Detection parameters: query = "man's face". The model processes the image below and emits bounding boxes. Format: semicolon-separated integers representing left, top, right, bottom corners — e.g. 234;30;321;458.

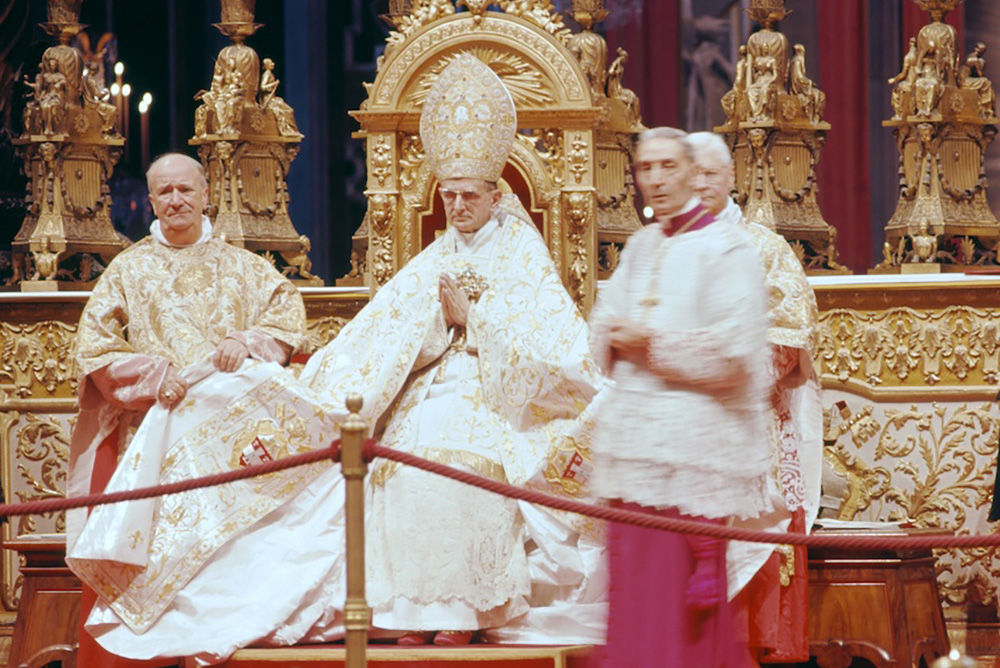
692;155;734;217
438;178;501;234
633;137;695;221
148;157;208;237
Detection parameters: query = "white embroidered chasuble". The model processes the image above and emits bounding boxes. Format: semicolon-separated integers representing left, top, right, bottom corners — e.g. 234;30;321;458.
366;216;532;630
589;211;773;519
68;197;607;662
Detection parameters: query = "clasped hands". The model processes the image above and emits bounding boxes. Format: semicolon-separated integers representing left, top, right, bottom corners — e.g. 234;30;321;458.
439;273;470;328
607;321;652;367
157;338;249;408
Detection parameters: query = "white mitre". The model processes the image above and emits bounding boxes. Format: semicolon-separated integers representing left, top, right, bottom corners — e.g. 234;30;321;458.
420;53;517;182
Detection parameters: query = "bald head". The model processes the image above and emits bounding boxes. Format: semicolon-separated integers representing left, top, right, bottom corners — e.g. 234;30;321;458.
146;153;207;192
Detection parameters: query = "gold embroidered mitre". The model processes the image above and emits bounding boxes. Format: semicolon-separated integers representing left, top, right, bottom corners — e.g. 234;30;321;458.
420;54;517;183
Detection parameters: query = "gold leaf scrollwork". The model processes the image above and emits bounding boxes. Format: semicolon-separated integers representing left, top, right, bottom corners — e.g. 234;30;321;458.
370;136;393;188
566;135;589;185
13;412;72;537
564;191;589;304
816;306;1000;390
367;192;397;287
498;0;572;45
399;134;424;190
824;397;1000;611
408;48;556;110
0;321;78;398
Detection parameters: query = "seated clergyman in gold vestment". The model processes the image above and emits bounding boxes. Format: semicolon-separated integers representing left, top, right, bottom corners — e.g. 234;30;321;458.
67;55;605;663
68;153;309;666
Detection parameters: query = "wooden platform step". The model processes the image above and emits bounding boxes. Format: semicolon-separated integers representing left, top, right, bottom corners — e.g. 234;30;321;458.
220;644;594;668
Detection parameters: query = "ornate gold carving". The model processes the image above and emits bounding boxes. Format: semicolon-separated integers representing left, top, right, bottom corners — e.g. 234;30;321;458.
499;0;571;45
408;48;555;109
0;321;78;398
566;134;589;185
816;306;1000;391
823;395;1000;611
385;0;455;50
717;0;842;274
12;1;125;289
878;1;999;272
399;134;425;189
370;135;394;187
190;2;319;285
564;191;591;306
517;129;563;189
13;413;70;537
606;48;641;131
353;1;631;310
374;17;586;108
367;193;397;288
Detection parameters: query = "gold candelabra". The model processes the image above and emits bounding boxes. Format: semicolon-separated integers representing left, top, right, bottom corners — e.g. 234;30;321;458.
715;0;845;273
189;0;320;284
876;0;998;272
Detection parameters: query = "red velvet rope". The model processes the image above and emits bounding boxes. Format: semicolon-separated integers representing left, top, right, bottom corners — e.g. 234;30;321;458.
365;440;1000;552
9;442;342;518
5;437;998;552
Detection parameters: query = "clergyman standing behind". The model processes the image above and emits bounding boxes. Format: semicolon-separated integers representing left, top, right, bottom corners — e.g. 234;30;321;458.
687;131;822;664
589;127;772;667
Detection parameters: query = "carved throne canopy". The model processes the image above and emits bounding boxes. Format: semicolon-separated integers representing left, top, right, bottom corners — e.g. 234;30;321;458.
349;1;644;313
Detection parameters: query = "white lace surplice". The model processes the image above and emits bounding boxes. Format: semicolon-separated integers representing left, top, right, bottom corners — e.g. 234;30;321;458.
589;217;772;519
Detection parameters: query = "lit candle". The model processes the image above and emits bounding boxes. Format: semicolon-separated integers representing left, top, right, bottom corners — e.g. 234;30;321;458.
110;81;121;127
122;83;132;150
113;63;125;138
139;93;152;170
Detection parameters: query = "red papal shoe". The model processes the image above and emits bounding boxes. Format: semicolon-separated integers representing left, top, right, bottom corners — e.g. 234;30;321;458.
397;631;431;645
433;630;474;646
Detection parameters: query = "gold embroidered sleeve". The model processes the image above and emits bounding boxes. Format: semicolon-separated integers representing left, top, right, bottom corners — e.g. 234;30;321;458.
751;226;818;353
241;254;307;353
75;261;141;377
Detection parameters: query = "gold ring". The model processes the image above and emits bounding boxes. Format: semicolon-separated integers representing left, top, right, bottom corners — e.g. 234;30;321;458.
163;389;177;401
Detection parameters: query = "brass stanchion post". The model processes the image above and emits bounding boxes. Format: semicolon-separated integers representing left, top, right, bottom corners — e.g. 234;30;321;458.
341;394;369;668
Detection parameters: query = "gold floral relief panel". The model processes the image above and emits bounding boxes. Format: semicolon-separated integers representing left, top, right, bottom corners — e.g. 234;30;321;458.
816;305;1000;393
0;321;79;400
822;389;1000;613
0;409;74;612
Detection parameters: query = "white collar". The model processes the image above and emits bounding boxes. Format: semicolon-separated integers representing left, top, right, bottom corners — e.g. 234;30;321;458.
150;215;213;248
453;215;500;254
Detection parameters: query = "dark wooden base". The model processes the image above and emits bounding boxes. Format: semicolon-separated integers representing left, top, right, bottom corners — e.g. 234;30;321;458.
3;538;79;668
807;529;950;668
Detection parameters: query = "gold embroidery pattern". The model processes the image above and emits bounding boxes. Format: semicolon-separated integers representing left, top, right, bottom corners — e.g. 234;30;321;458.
824;395;1000;611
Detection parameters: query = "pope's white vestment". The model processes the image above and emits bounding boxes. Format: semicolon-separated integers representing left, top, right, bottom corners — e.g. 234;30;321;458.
68;197;607;663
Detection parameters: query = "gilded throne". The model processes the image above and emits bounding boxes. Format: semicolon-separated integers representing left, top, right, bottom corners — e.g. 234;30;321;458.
349;0;644;314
